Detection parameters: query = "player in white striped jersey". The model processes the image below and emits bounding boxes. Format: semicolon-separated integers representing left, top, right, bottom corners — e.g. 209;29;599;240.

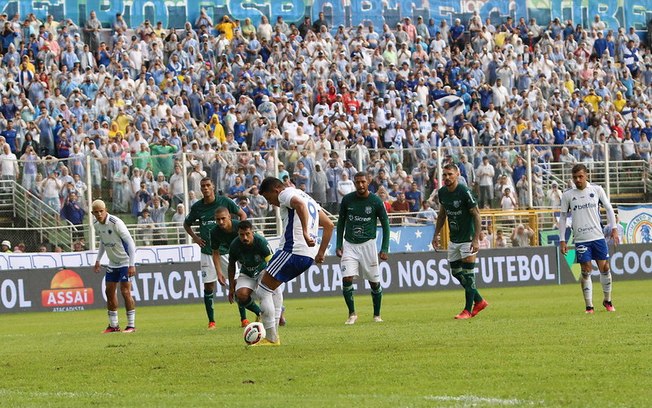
92;200;138;333
559;164;618;314
255;177;334;345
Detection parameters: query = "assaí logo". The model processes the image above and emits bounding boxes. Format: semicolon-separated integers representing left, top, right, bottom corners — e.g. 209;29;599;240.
41;269;95;312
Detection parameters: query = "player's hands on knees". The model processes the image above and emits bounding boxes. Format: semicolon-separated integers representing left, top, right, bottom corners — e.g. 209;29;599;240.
336;248;343;257
560;241;568;255
217;273;227;286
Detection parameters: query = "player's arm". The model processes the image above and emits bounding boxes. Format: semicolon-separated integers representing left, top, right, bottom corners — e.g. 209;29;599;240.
94;241;105;273
432;204;447;250
116;220;137;277
335;196;347;257
558;193;570;254
183;210;205;246
470;206;482;253
290;195;314;246
210;232;226;286
378;198;391;260
599;187;619;244
227;245;237;303
316;209;334;263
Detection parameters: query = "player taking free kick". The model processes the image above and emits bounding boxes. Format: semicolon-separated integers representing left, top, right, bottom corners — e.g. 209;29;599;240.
255;177;334;346
431;163;488;319
559;164;618;314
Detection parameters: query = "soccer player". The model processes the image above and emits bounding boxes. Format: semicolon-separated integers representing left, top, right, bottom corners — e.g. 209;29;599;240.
559;164;618;313
91;200;137;333
336;172;391;324
227;221;275;326
254;177;334;345
184;177;247;329
431;163;489;319
211;207;261;325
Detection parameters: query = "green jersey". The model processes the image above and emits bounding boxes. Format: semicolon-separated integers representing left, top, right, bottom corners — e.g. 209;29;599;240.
438;183;478;243
229;234;272;279
210;219;240;255
185;196;240;255
336;192;391;252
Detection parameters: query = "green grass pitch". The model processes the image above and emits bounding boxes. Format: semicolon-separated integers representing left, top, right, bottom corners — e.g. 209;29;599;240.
1;281;651;407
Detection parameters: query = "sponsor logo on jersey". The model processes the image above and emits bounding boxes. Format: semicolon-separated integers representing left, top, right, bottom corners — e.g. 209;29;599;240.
573;202;597;211
41;269;94;311
625;212;652;244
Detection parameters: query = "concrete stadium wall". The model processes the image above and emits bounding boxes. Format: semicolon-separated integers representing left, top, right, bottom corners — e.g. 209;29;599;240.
1;0;650;32
2;245;652;313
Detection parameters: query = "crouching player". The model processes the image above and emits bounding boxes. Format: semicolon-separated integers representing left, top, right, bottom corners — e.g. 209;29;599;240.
254;177;334;345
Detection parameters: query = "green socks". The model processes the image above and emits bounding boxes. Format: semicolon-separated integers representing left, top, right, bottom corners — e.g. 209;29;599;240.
241;297;261;316
343;280;355;315
371;286;383;317
203;290;214;322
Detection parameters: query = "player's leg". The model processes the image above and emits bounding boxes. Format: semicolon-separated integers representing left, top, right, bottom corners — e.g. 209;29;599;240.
448;243;471;319
461;250;488;317
341;242;360;324
120;278;136;332
576;243;595;313
235;276;261;319
201;253;217;328
104;279;120;331
222;255;249;326
360;240;383;322
272;285;284;330
255;251;312;344
591;239;615;311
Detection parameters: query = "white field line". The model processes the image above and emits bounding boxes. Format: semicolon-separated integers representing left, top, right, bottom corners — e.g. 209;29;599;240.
425;395;541;406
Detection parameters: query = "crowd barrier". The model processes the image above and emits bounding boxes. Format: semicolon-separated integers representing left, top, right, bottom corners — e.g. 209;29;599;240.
2;244;651;313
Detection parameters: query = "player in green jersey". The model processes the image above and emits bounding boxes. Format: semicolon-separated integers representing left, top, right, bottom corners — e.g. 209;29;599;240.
227;221;277;328
336;172;391;324
432;163;488;319
211;207;261;326
184;178;247;329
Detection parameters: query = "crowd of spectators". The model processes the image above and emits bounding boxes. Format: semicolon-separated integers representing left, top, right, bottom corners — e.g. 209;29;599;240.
0;10;650;228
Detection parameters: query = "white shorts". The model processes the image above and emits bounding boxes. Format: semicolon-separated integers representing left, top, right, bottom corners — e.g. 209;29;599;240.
235;274;258;292
447;242;476;263
200;253;217;283
341;239;380;283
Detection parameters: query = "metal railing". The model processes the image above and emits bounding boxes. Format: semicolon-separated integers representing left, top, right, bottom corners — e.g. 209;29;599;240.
0;180;77;251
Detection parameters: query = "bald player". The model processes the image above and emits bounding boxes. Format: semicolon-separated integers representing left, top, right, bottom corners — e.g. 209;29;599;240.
92;200;138;333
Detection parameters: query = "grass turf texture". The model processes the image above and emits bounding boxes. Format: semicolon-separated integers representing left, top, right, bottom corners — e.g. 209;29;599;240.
1;281;651;408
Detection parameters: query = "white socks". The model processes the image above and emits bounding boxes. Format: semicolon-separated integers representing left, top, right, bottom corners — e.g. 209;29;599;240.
581;273;593;308
127;310;136;327
600;271;612;302
108;310;119;328
273;286;284;330
255;284;277;342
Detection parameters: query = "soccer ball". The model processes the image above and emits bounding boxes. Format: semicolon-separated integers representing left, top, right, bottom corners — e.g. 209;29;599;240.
243;322;266;345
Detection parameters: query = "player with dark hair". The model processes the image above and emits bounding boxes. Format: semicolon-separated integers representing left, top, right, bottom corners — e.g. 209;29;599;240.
184;177;247;329
227;220;276;328
336;172;391;324
211;207;261;325
431;163;488;319
559;163;618;313
92;199;137;333
254;177;334;345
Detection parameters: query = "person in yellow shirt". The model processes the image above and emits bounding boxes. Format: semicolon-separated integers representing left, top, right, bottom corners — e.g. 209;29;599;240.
207;114;226;144
613;91;627;112
216;15;236;40
583;88;602;112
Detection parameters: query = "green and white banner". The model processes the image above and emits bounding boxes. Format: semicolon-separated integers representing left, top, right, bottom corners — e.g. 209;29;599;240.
618;205;652;244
